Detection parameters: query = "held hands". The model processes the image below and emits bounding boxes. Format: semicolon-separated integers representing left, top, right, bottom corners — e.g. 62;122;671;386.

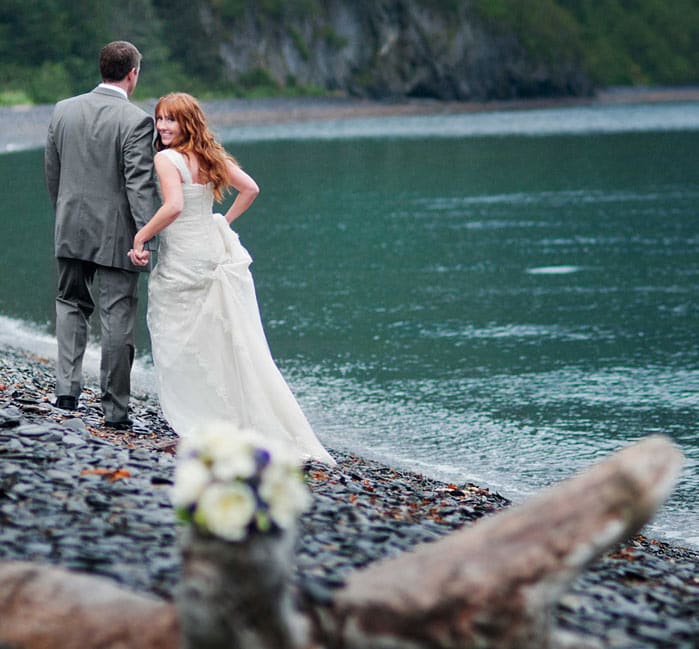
128;236;150;267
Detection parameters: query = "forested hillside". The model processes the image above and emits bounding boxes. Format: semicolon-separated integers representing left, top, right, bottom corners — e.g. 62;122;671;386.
1;0;697;105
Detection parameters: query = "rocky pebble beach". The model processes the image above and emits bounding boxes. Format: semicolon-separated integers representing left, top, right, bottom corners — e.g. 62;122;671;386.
0;344;698;648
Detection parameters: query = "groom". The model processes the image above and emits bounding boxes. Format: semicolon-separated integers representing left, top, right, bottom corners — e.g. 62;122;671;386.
44;41;158;429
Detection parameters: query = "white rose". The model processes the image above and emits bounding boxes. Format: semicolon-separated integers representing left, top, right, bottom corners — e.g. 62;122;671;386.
189;423;263;481
183;421;237;455
196;482;257;541
260;464;311;529
178;424;213;456
171;458;210;509
200;422;238;455
210;436;257;481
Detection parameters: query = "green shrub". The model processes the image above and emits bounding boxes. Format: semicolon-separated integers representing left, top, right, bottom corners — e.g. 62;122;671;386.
290;26;311;61
0;89;33;106
320;26;348;51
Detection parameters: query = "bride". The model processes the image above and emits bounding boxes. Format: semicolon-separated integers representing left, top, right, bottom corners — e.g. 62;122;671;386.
128;92;334;464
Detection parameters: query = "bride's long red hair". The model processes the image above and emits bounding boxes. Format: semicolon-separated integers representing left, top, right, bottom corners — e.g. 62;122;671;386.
154;92;237;202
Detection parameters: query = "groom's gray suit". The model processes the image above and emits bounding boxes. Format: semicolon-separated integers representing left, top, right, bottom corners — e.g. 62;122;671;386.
45;86;158;423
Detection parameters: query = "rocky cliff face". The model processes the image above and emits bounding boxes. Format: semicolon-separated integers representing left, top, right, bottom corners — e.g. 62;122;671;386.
203;0;592;101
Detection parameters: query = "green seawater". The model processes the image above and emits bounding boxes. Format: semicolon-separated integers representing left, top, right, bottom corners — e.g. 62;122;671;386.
1;103;698;546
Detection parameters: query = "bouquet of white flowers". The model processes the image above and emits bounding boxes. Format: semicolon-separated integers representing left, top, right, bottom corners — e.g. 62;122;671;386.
171;422;311;541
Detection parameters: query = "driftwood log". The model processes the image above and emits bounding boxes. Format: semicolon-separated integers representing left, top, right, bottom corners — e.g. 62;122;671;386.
0;435;684;649
319;435;684;649
0;560;178;649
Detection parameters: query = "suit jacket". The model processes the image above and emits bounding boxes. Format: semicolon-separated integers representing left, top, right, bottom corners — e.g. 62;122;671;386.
45;86;159;272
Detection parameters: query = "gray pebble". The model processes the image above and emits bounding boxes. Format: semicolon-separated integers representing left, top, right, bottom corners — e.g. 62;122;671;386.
1;344;698;647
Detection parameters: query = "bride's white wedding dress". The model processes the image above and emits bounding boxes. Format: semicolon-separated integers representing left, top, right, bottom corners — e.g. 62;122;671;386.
147;149;334;464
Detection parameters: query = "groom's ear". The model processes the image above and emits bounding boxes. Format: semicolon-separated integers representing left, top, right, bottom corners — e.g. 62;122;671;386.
125;67;140;94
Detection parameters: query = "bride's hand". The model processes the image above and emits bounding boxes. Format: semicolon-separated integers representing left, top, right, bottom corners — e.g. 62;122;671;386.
128;248;150;266
128;236;150;266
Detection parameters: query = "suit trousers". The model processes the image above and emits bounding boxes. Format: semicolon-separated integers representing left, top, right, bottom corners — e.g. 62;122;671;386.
55;258;139;422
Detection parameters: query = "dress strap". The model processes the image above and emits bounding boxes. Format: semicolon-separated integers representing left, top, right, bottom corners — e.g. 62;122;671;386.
159;148;193;184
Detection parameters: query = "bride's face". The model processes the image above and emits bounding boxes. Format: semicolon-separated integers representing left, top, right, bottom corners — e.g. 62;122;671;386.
156;112;181;147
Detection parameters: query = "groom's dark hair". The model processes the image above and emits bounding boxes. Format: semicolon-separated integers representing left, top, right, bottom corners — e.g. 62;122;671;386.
99;41;142;82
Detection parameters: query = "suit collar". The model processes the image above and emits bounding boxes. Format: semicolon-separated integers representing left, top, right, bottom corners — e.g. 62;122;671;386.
93;85;128;100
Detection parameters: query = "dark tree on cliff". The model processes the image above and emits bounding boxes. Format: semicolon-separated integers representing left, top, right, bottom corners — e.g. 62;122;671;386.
0;0;110;102
0;0;193;102
0;0;697;104
557;0;699;85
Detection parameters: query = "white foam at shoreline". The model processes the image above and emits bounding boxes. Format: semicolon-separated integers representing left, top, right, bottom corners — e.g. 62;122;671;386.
1;312;696;550
0;315;156;396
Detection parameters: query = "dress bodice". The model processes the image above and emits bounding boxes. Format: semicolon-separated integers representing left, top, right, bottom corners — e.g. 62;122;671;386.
155;149;225;271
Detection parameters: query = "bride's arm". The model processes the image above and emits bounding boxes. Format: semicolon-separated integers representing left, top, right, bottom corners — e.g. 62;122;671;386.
129;154;183;264
223;159;260;224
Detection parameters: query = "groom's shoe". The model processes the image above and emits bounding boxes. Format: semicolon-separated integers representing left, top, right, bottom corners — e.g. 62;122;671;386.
104;418;133;431
55;395;78;411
